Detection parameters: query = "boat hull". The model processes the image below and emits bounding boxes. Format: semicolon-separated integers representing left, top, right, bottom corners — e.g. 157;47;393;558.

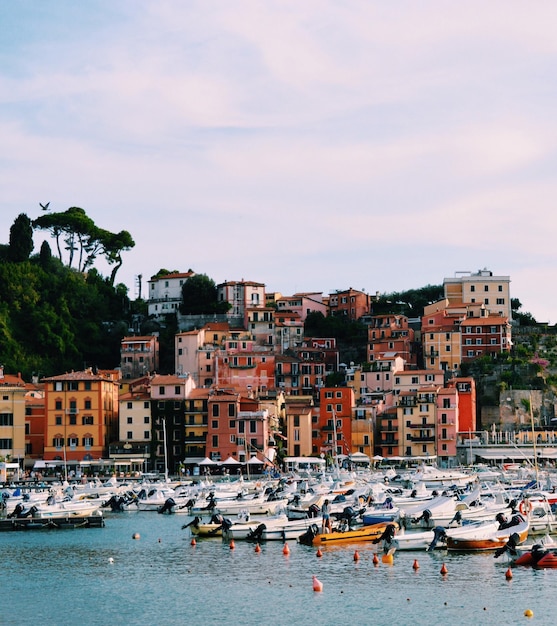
298;522;398;546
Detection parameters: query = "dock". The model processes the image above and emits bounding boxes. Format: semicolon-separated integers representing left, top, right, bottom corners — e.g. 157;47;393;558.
0;514;105;531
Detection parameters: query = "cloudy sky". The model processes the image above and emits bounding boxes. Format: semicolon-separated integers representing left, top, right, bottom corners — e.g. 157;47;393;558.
2;2;557;321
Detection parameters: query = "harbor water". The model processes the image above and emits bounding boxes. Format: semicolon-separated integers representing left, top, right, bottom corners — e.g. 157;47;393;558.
2;511;555;626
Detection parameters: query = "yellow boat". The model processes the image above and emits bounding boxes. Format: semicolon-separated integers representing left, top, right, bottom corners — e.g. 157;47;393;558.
298;521;399;546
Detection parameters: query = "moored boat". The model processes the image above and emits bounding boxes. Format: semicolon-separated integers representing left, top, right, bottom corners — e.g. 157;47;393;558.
445;512;529;552
297;521;399;546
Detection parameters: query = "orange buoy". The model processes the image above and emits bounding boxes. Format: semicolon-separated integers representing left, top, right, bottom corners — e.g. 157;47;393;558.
382;553;394;564
283;543;290;555
316;548;323;558
354;550;360;562
440;563;448;575
505;567;513;580
190;538;196;546
373;553;379;565
254;543;261;553
312;575;323;592
413;559;420;570
229;540;235;550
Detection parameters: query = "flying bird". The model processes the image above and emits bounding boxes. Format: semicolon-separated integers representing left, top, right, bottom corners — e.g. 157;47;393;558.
39;202;50;211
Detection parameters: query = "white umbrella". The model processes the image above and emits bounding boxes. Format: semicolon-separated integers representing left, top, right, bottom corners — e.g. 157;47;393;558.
198;457;217;466
246;456;263;465
221;456;242;465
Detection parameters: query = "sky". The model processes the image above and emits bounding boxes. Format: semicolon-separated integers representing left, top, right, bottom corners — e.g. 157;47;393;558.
1;1;557;321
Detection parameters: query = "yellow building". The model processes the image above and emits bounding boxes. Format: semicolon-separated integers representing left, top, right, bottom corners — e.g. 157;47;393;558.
0;368;26;467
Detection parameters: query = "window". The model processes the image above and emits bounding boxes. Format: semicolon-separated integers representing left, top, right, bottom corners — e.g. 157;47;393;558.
144;431;150;439
249;420;257;433
55;415;62;426
470;285;475;292
53;437;63;448
55;400;62;410
144;401;150;409
159;386;165;395
127;431;133;439
144;416;150;424
212;404;219;417
174;386;181;395
68;437;78;448
212;420;218;429
82;415;93;425
230;434;236;443
0;413;13;426
84;400;91;410
127;417;133;424
336;404;342;413
127;402;133;409
228;404;235;417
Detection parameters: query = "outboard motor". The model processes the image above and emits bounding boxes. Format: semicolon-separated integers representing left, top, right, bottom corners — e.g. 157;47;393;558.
494;532;521;558
246;523;267;542
158;497;176;514
427;526;447;551
7;503;25;519
308;503;320;518
297;523;320;546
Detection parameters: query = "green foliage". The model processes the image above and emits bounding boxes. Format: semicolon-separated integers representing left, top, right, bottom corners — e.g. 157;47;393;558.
372;284;445;316
304;311;368;363
8;214;34;262
33;206;135;284
180;274;231;315
0;257;132;379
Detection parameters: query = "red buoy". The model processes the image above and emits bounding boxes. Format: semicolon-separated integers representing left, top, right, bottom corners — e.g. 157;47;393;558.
373;553;379;565
254;543;261;553
283;543;290;555
312;575;323;592
505;567;513;580
316;548;323;558
440;563;448;575
354;550;360;562
413;559;420;570
190;538;196;546
229;540;235;550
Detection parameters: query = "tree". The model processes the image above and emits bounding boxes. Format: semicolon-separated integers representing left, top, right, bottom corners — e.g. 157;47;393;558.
180;274;230;315
8;213;34;262
33;206;135;281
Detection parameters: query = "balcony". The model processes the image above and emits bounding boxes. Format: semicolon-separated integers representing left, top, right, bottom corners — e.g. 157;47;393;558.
109;443;150;456
407;422;435;429
409;436;435;442
184;434;207;443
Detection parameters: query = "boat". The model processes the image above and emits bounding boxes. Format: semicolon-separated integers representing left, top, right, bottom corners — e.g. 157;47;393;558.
135;486;187;512
238;514;324;542
184;512;258;538
445;512;529;552
514;539;557;567
297;521;399;546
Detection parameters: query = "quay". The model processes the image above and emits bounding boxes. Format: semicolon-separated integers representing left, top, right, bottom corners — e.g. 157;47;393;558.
0;514;105;532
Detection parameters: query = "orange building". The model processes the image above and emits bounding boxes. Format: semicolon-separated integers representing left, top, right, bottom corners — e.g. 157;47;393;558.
328;288;371;321
317;387;355;458
43;369;120;464
367;314;418;366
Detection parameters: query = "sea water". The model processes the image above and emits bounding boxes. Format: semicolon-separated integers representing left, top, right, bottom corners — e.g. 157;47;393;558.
1;511;554;626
